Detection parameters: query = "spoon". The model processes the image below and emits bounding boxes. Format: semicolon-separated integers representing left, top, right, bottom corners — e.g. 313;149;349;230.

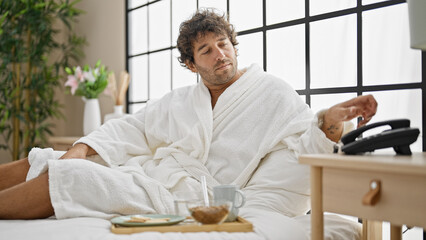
200;176;209;206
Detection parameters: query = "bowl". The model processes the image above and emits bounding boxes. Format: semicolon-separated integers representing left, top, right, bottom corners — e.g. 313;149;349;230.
187;199;232;224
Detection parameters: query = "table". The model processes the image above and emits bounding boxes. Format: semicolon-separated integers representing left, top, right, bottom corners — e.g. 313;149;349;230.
299;153;426;240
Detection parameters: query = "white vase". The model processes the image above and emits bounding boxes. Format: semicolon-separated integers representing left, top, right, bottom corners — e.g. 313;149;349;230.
83;98;101;135
104;105;124;123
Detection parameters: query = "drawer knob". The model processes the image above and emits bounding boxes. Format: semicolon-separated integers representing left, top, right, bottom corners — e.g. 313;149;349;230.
362;180;381;206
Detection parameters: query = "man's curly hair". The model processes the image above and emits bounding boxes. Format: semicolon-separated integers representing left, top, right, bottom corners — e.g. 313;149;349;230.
177;9;238;69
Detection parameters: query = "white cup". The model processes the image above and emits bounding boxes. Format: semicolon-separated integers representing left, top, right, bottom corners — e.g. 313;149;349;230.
213;185;246;222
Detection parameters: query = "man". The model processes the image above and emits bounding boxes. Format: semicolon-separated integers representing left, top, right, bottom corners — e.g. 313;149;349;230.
0;9;376;224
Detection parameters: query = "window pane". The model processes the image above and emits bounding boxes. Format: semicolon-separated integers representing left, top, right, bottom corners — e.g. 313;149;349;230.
310;14;357;88
172;49;198;89
128;0;148;9
229;0;262;31
149;0;171;51
310;0;356;16
198;0;227;14
363;4;421;85
129;103;146;114
267;0;304;25
367;89;422;152
362;0;390;5
236;32;263;69
149;50;171;99
310;93;358;127
311;93;358;112
129;55;148;102
267;25;305;90
172;0;197;46
129;7;148;55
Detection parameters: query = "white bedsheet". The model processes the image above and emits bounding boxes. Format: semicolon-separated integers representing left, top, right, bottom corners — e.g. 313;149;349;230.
0;217;259;240
0;208;361;240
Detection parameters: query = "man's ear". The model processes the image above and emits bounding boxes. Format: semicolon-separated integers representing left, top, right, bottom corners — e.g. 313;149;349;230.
185;60;197;73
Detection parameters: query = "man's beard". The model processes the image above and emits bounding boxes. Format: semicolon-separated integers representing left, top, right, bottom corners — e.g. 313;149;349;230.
197;58;238;86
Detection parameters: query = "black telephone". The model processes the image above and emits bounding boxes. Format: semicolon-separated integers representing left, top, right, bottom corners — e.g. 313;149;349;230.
340;119;420;155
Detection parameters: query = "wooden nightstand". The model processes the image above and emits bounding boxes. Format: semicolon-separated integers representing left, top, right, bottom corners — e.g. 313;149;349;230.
48;136;81;151
299;153;426;240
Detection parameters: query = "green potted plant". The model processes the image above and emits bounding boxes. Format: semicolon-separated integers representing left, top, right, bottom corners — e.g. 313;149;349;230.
0;0;86;160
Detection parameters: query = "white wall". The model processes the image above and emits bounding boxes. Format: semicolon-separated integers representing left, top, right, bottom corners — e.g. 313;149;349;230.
56;0;126;136
0;0;126;163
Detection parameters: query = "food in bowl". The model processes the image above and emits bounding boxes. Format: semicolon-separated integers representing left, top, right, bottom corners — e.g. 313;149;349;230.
187;200;232;224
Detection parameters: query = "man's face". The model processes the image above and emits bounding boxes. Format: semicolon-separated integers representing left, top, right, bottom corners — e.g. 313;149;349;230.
186;32;239;88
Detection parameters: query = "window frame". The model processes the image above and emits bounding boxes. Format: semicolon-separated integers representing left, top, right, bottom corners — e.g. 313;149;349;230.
125;0;425;151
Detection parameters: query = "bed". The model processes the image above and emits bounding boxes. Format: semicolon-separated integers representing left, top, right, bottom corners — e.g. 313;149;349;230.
0;208;361;240
1;149;362;240
1;127;362;240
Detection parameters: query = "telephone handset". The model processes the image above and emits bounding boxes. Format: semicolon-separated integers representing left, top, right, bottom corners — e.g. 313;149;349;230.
340;119;420;155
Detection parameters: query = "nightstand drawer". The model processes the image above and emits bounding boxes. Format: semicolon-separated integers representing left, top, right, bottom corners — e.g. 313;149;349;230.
322;167;426;228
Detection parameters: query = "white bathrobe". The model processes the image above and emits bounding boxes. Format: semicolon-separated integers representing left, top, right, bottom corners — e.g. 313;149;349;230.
27;64;336;220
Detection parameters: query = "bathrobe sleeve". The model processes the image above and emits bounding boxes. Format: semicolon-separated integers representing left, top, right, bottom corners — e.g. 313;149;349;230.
75;108;153;166
240;72;337;217
271;78;336;156
287;110;337;156
242;110;334;218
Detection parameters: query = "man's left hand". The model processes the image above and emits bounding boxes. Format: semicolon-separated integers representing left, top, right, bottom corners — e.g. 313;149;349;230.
321;94;378;142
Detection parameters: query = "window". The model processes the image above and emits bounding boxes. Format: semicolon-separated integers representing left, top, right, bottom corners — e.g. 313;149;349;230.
126;0;424;153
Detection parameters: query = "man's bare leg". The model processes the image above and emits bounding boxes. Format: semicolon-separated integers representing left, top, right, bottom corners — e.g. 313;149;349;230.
0;172;54;219
0;158;30;191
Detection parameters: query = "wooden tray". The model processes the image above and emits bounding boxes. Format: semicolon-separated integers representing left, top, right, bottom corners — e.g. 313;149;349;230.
111;216;253;234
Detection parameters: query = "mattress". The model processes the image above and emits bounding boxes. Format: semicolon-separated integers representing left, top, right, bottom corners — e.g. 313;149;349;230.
0;208;361;240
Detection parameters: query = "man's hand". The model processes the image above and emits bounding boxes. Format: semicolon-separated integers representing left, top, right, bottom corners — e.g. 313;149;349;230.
59;143;97;160
321;95;378;142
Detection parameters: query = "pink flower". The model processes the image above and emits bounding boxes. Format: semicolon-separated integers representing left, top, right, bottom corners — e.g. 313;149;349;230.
65;75;78;95
75;66;85;82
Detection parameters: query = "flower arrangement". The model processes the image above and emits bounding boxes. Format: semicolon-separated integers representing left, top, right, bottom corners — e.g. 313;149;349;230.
64;60;111;99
